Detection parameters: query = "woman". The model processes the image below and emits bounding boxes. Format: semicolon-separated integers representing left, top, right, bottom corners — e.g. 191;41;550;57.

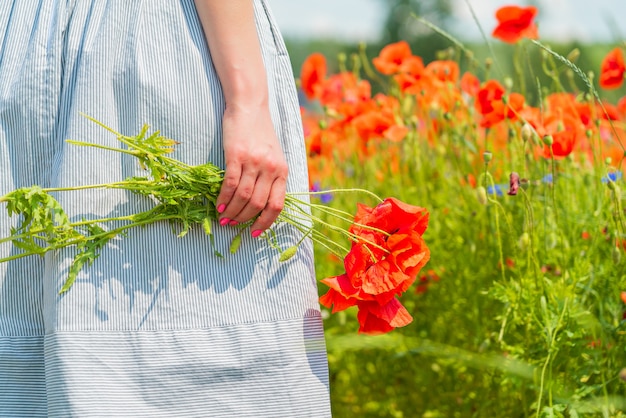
0;1;331;416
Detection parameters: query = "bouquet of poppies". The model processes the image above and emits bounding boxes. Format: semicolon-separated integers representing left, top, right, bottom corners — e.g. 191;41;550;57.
0;116;430;334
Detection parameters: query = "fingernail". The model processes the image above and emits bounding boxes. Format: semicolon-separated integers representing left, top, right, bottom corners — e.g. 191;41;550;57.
229;220;238;226
219;218;230;226
217;204;226;213
251;229;263;238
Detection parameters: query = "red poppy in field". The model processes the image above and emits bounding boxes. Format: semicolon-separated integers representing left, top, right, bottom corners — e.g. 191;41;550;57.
492;5;539;44
599;48;625;90
300;52;327;99
426;60;460;85
475;80;525;127
352;108;408;144
373;41;413;75
540;113;582;158
319;197;431;334
461;72;481;97
393;55;429;94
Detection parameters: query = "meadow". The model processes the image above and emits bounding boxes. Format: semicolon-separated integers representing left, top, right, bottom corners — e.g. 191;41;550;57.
301;5;626;417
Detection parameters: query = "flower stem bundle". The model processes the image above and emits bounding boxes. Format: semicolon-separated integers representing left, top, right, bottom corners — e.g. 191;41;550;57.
0;115;430;333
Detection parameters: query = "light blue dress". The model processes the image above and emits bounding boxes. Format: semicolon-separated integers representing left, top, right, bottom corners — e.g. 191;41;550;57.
0;1;331;416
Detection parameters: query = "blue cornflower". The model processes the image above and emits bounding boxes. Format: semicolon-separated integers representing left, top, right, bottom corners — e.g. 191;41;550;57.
601;171;623;183
311;182;333;203
487;184;506;196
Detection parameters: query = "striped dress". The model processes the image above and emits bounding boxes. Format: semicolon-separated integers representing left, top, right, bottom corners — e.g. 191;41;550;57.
0;1;331;416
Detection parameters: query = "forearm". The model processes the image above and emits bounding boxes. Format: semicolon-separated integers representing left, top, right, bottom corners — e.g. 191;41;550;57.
193;0;269;110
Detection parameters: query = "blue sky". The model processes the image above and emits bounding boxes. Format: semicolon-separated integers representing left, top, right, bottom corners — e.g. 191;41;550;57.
267;0;624;43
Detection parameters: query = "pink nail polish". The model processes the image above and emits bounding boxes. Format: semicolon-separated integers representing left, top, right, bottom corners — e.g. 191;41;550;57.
219;218;230;226
229;220;238;226
217;204;226;213
251;230;263;238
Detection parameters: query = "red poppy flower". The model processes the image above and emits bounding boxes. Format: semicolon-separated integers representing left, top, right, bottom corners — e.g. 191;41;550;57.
426;60;460;84
352;108;408;143
461;72;481;97
492;5;539;44
476;80;525;127
373;41;413;75
541;113;582;158
300;53;327;99
599;48;625;90
319;198;431;334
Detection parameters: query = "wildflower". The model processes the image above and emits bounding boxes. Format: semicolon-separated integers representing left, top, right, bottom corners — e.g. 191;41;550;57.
601;171;623;183
300;53;327;100
487;184;506;196
540;114;582;159
507;172;520;196
492;5;539;44
310;182;333;204
476;80;525;127
599;48;625;90
461;72;481;97
319;198;430;334
426;60;460;84
373;41;413;75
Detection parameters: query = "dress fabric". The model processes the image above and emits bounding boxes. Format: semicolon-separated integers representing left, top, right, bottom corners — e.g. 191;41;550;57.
0;1;331;417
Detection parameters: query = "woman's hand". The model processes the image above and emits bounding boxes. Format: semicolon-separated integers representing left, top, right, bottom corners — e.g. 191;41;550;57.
215;103;288;237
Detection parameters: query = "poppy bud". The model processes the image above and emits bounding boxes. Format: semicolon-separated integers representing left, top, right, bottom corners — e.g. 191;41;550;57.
520;178;530;190
504;77;513;90
542;135;554;146
587;71;595;83
521;123;533;143
518;232;530;251
476;186;488;205
229;233;242;254
483;151;493;163
606;157;613;166
279;245;298;262
318;119;328;129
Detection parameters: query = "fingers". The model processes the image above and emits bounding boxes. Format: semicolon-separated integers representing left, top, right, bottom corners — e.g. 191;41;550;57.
250;175;286;236
215;159;287;236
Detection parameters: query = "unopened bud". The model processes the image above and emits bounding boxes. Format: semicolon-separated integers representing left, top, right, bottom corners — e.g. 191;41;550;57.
588;71;595;81
483;151;493;163
518;232;530;251
521;123;533;143
606;157;613;166
543;135;554;146
485;58;492;70
504;77;514;90
520;178;530;190
476;186;488;205
229;234;242;254
279;245;298;262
